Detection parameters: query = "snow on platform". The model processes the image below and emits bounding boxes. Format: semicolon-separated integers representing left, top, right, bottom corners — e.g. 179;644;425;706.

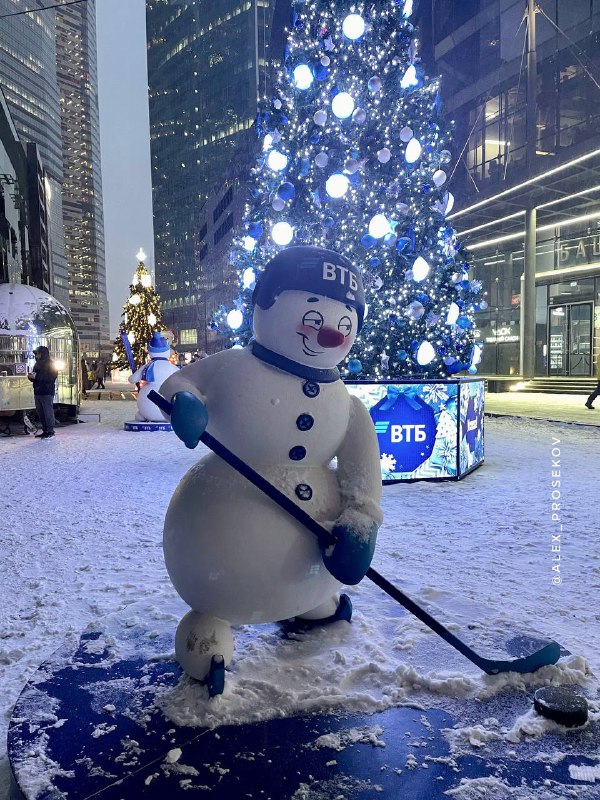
1;401;600;799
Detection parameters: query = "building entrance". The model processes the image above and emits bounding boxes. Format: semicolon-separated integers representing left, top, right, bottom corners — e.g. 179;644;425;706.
548;302;592;376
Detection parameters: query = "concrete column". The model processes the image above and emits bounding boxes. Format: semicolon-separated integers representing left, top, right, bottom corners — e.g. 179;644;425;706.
520;206;537;378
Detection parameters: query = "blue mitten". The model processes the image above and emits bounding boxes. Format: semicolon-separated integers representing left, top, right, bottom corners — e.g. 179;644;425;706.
322;520;378;586
170;391;208;449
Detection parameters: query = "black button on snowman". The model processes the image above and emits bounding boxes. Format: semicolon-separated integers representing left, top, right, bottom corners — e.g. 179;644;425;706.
159;246;383;694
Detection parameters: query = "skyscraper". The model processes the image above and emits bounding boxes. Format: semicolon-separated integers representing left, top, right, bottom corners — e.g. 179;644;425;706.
146;0;284;351
56;0;109;359
0;0;67;304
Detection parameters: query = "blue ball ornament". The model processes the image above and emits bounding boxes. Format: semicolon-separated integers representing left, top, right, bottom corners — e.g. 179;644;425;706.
277;181;296;200
447;361;464;374
468;365;478;374
310;132;320;144
457;317;473;330
323;216;335;228
348;358;362;374
314;64;329;80
397;349;408;360
369;257;380;267
361;234;376;249
248;222;263;239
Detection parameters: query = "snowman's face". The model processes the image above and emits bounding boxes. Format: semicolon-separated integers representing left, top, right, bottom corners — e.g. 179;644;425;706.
253;290;359;369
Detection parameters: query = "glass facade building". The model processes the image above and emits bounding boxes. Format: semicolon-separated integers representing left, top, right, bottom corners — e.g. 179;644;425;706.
422;0;600;382
146;0;283;349
0;0;68;305
56;1;109;359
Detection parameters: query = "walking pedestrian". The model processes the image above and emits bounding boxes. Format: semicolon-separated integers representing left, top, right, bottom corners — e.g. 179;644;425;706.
93;357;106;389
585;358;600;409
27;346;58;439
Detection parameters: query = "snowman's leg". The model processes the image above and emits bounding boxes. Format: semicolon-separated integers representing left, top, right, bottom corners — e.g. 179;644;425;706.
296;593;352;624
134;410;146;421
175;611;234;692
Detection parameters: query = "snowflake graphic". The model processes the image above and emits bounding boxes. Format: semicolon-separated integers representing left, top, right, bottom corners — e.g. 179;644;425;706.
423;384;449;405
380;453;397;478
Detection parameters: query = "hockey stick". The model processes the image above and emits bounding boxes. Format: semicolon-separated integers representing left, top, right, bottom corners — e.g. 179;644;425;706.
149;389;561;675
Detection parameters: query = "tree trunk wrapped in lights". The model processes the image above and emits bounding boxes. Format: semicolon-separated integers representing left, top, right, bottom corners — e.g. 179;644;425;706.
213;0;486;379
111;251;165;371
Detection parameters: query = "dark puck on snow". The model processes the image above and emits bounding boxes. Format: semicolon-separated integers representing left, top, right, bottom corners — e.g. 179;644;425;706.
533;686;589;728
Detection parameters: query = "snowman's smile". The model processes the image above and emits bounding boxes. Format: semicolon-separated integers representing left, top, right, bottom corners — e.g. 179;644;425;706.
297;331;323;357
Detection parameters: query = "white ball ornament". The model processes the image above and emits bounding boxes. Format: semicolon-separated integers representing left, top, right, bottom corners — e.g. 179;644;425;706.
267;150;288;171
320;55;330;66
325;173;349;198
293;64;313;90
368;213;391;238
416;341;436;366
342;13;365;40
315;151;329;168
272;197;285;211
352;108;366;124
405;138;422;164
412;256;430;281
479;300;489;311
446;302;460;325
401;64;418;88
227;309;244;330
344;158;359;174
243;236;256;251
313;109;327;126
368;76;382;92
332;92;355;119
399;126;413;142
242;268;256;288
273;98;282;109
432;169;447;187
377;147;391;163
271;221;294;245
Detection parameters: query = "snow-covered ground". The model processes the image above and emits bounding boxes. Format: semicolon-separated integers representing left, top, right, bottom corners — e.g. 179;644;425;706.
1;401;599;798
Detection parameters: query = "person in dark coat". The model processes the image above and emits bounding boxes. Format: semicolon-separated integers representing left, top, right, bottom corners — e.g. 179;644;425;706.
93;357;106;389
585;358;600;409
27;346;58;439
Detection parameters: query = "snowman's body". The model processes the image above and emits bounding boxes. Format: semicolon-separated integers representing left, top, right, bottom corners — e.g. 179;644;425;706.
160;247;383;683
129;357;179;421
162;345;373;624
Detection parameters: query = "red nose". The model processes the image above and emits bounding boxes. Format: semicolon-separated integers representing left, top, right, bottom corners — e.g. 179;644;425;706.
317;327;345;348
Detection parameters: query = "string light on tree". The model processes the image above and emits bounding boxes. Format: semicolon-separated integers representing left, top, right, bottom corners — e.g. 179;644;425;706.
218;0;483;379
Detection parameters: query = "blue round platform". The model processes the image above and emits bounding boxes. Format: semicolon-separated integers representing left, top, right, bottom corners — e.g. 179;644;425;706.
123;420;172;432
8;611;600;799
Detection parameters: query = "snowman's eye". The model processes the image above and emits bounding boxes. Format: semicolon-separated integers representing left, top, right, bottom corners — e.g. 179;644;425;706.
302;310;324;329
338;316;352;336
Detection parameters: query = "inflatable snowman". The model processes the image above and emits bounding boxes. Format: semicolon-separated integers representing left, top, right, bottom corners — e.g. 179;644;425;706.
129;332;179;422
159;246;383;693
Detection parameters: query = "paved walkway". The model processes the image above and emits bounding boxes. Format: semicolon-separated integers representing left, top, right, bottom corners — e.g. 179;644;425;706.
484;390;600;427
84;382;600;427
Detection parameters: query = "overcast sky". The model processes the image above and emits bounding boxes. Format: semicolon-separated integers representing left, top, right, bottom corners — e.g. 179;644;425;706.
96;0;154;337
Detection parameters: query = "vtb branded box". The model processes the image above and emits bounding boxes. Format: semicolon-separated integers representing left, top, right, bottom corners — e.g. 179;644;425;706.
346;378;485;482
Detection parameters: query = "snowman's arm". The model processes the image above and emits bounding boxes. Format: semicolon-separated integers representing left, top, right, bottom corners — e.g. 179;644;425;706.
335;395;383;525
158;359;211;407
128;366;145;384
321;396;382;585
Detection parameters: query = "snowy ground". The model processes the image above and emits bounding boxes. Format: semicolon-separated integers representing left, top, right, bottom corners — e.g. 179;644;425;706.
1;400;599;798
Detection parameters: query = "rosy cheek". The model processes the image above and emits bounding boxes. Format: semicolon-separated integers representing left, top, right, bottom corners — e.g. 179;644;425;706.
297;324;316;336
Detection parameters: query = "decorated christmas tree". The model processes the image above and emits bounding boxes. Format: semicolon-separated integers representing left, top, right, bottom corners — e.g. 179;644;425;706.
214;0;485;379
111;250;165;371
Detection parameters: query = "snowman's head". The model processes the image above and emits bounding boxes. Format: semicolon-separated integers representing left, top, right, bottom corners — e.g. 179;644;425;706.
148;332;170;359
252;246;364;369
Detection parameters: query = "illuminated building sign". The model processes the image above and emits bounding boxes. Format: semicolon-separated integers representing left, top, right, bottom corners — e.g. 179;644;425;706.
347;379;485;482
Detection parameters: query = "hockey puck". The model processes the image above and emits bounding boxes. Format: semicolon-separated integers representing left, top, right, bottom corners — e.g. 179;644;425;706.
533;686;589;728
